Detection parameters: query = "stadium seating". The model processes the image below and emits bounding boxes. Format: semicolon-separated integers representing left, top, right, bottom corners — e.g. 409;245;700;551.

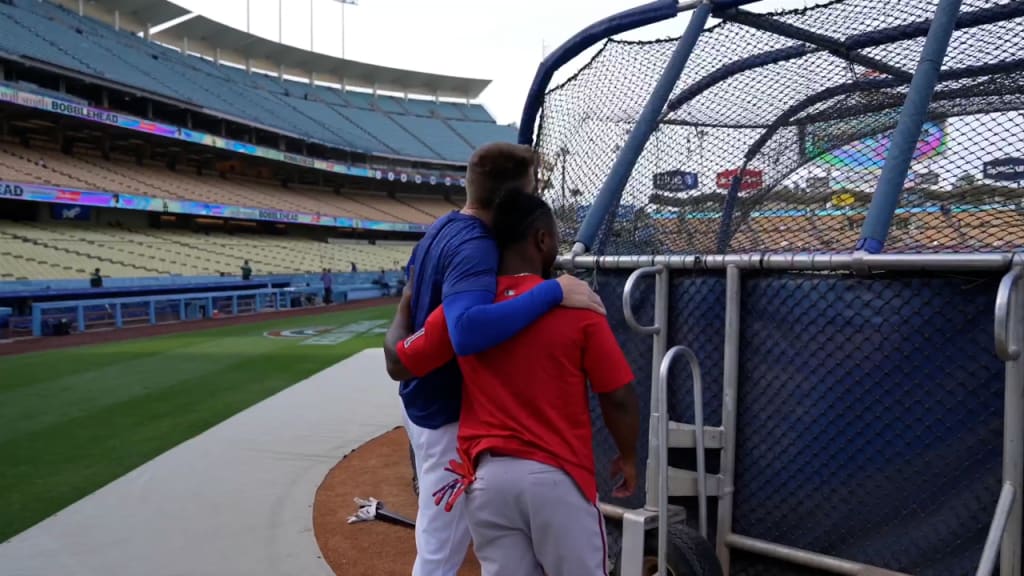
0;140;463;224
0;0;514;163
0;220;415;280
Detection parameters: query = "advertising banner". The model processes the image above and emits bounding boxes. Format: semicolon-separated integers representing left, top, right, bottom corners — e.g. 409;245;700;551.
716;168;764;192
0;85;465;190
0;181;429;233
983;157;1024;181
51;204;92;221
652;170;699;192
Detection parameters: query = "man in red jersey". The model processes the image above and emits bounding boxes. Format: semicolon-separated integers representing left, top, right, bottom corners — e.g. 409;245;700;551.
384;191;640;576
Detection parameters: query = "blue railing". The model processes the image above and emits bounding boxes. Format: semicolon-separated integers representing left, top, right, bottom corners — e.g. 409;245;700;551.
25;280;396;337
30;288;287;337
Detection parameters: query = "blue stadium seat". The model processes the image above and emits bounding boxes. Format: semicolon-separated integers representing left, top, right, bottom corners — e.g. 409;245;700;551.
0;0;510;164
435;102;469;120
401;97;440;118
464;105;495;122
339;90;375;110
334;107;440;159
373;96;407;114
0;12;84;72
311;85;349;106
447;120;517;149
390;115;473;161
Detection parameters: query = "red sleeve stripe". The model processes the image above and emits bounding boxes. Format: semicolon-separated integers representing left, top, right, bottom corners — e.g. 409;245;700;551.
403;329;426;349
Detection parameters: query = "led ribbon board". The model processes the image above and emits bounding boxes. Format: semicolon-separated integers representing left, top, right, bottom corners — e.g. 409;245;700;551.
0;181;430;233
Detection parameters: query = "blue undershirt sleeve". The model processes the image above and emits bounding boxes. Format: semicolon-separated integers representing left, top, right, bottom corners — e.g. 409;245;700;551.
442;281;563;356
441;233;563;356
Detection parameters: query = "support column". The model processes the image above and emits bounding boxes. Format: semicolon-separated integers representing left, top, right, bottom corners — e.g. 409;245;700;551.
856;0;962;253
575;3;712;254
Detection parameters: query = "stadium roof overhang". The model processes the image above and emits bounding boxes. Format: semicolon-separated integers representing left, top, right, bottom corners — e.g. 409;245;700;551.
78;0;491;99
82;0;191;27
156;15;492;99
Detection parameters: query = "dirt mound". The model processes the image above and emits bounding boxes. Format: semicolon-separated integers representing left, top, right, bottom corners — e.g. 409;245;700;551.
313;427;479;576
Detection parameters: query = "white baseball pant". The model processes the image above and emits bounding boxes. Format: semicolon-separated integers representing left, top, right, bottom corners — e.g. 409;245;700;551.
404;412;472;576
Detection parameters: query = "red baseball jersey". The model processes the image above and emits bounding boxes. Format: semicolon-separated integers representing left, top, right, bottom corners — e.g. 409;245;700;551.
397;273;634;502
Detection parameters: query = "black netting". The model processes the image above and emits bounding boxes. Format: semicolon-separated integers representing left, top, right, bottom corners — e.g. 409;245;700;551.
536;0;1024;255
591;270;1005;575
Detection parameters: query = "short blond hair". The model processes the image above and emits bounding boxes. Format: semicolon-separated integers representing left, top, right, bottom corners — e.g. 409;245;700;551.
465;142;538;209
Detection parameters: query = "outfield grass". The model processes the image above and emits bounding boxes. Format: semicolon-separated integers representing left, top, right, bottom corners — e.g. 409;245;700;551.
0;305;395;542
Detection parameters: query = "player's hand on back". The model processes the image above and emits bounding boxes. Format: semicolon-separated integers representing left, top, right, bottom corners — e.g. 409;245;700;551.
401;266;414;303
556;274;606;316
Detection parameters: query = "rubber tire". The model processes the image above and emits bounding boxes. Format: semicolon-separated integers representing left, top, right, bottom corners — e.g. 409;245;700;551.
642;523;722;576
409;441;419;496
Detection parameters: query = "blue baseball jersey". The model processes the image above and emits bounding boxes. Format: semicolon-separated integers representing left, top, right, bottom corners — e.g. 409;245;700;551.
402;211;499;429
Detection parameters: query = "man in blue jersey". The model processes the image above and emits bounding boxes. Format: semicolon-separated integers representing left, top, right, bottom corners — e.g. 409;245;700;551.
395;142;605;576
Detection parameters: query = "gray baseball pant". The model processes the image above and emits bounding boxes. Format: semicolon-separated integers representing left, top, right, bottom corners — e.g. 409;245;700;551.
463;454;609;576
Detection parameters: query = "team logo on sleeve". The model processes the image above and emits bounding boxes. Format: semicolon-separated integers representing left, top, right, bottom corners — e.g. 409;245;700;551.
403;329;426;349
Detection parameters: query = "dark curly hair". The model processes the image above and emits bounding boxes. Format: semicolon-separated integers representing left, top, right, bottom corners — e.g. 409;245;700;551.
491;189;555;250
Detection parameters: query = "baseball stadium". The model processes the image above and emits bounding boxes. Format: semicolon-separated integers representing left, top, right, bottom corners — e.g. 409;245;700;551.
1;0;1023;575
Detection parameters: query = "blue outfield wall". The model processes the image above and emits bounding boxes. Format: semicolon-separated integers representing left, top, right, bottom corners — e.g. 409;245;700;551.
0;271;401;297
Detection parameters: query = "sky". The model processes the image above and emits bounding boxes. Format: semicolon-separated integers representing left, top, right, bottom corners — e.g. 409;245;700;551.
166;0;826;125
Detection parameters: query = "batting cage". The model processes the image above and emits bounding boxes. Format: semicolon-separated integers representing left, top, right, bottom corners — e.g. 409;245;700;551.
518;1;1024;575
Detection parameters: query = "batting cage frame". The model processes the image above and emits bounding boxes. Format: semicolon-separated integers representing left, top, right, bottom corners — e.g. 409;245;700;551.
518;1;1024;575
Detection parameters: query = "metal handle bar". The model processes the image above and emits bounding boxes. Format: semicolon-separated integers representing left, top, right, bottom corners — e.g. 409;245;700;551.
657;345;708;576
995;267;1022;361
623;266;664;335
975;482;1016;576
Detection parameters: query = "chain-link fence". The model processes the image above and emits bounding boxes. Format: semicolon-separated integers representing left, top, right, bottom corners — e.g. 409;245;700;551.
536;0;1024;256
586;267;1006;575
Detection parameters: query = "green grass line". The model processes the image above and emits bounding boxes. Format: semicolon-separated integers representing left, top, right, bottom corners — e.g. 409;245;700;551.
0;305;396;542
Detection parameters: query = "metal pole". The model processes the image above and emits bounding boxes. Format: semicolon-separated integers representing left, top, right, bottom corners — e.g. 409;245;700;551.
1000;261;1024;576
717;264;741;573
279;0;283;43
517;0;687;147
856;0;962;254
246;0;251;33
574;2;712;254
659;346;708;568
310;0;315;51
619;266;666;576
726;534;912;576
341;1;346;59
977;483;1016;576
556;251;1013;273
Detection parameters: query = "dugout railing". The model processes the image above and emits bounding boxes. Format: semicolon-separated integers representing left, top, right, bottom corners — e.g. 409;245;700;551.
519;0;1024;574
